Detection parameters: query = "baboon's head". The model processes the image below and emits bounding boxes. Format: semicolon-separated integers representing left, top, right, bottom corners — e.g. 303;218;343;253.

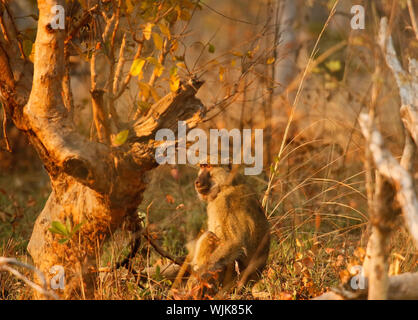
195;163;234;201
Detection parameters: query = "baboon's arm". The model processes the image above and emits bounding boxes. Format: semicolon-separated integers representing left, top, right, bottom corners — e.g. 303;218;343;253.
206;241;243;272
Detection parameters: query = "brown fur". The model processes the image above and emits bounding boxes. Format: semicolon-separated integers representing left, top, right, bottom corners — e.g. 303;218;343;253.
185;164;270;294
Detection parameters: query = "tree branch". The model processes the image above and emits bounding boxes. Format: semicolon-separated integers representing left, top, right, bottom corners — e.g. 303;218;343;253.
378;17;418;146
359;113;418;248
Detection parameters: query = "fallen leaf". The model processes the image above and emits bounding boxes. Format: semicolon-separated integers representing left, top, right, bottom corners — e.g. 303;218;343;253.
336;254;345;267
165;194;175;204
339;269;350;283
302;256;314;269
278;292;292;300
325;248;335;254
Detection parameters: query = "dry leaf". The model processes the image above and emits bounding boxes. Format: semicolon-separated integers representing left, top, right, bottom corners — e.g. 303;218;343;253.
165;194;175;204
302;256;314;269
278;292;292;300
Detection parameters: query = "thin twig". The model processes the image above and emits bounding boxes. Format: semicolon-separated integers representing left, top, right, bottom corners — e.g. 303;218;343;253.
0;257;59;300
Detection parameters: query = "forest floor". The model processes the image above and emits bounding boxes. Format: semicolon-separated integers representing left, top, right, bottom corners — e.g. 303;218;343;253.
1;159;416;300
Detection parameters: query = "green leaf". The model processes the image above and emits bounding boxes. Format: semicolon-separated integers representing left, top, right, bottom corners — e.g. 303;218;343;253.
49;221;70;236
58;238;69;244
208;43;215;53
22;40;33;59
71;222;84;235
113;130;129;147
154;265;162;280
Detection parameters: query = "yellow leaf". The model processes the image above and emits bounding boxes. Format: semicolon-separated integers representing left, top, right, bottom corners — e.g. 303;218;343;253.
219;66;225;82
153;65;164;77
339;269;350;283
325;59;342;72
170;66;180;92
170;76;180;92
170;39;178;53
231;51;243;57
130;58;145;77
150;86;160;102
113;130;129;147
143;23;153;40
153;32;163;50
138;82;150;100
146;56;159;66
126;0;134;13
266;57;275;64
159;23;171;39
176;62;186;69
180;9;191;21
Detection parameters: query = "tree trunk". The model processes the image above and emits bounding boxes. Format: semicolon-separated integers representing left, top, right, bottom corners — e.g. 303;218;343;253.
0;0;205;299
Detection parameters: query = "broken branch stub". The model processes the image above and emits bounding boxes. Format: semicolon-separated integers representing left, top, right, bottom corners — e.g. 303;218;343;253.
133;80;205;139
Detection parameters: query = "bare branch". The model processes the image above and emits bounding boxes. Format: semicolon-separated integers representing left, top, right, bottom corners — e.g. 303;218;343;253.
0;257;59;300
133;79;205;139
90;45;110;144
112;33;127;95
359;113;418;248
407;0;418;41
378;17;418;146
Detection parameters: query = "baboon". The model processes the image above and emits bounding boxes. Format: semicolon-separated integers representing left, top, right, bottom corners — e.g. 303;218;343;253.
177;163;270;295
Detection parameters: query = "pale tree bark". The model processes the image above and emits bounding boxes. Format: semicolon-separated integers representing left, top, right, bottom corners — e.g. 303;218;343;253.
315;16;418;301
0;0;205;299
314;114;418;300
361;16;418;300
359;114;418;249
362;17;418;287
273;0;297;95
378;17;418;147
